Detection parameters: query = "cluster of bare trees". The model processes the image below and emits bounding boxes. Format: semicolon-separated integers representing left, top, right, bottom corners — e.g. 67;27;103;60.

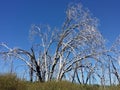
0;3;120;85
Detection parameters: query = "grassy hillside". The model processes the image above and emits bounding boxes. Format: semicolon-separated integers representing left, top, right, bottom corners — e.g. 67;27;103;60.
0;73;26;90
0;74;120;90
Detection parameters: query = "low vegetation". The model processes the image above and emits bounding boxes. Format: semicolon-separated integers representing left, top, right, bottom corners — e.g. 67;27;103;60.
0;74;120;90
0;73;26;90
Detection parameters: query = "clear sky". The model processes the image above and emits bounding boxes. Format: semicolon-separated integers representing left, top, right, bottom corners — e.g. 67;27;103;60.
0;0;120;50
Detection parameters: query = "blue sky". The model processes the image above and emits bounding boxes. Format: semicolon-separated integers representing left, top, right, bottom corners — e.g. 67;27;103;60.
0;0;120;50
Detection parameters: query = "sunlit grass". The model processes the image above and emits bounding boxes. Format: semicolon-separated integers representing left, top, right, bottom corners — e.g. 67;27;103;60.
0;73;120;90
0;73;26;90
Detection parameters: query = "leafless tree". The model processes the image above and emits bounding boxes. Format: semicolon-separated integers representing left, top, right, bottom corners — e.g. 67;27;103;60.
107;35;120;84
0;3;118;85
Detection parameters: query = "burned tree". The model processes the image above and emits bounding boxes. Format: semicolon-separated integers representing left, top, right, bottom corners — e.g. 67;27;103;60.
0;3;115;84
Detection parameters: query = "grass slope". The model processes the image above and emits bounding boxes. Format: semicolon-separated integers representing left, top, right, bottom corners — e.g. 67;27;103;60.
0;74;120;90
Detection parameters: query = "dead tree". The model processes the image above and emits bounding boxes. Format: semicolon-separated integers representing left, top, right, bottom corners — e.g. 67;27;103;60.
0;3;108;83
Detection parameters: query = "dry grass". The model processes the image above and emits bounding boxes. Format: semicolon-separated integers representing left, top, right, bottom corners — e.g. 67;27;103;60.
0;73;120;90
0;73;26;90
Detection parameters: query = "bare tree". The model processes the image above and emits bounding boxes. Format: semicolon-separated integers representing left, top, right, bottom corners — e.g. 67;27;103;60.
0;3;113;84
107;35;120;84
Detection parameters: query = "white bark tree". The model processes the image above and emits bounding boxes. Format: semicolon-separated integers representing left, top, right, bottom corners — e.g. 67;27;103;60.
0;3;117;85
